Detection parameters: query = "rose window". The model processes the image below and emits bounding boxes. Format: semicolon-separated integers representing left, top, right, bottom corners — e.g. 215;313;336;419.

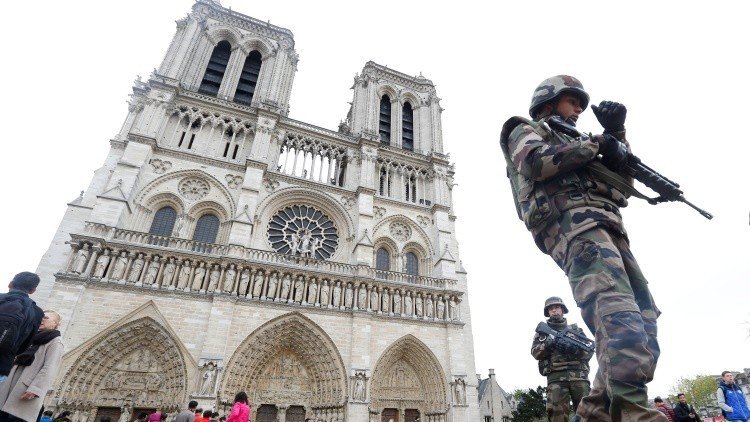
267;205;338;260
178;178;210;201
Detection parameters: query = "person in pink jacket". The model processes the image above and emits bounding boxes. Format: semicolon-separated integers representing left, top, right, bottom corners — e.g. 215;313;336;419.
226;392;251;422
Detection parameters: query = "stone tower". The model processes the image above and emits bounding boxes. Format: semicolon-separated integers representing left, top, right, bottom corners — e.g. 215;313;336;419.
36;1;479;422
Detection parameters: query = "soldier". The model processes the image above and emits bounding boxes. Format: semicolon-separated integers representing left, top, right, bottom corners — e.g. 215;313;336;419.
532;297;593;422
500;75;666;421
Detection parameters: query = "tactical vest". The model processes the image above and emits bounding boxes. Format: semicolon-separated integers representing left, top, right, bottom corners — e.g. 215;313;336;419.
499;116;628;232
537;322;590;378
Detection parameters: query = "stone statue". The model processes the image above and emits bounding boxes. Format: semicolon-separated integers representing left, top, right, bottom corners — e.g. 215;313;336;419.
449;297;458;320
207;266;221;292
310;237;323;259
199;362;217;396
415;295;423;317
369;289;378;311
252;272;264;298
381;289;390;314
238;269;250;296
72;244;90;274
267;273;279;299
353;372;366;401
437;297;445;320
289;232;300;255
128;253;145;283
110;251;129;280
143;256;160;285
358;285;367;309
177;261;191;289
320;282;330;306
425;296;434;318
344;283;353;308
332;281;341;307
93;249;111;278
293;277;304;302
192;262;206;290
404;294;413;316
280;275;291;300
298;229;313;257
161;257;176;286
454;379;465;405
393;291;401;315
307;280;318;304
223;265;236;293
172;214;186;237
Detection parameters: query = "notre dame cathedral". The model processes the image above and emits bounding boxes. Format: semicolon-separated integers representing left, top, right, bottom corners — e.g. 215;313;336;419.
34;1;479;421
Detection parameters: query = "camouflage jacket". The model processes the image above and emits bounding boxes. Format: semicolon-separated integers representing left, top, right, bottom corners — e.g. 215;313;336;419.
531;317;593;382
500;115;632;266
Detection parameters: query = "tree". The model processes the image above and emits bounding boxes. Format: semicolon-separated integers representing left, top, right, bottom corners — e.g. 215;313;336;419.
512;386;547;422
670;375;718;409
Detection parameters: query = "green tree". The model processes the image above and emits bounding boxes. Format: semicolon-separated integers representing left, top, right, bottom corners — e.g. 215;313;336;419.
670;375;718;409
511;386;547;422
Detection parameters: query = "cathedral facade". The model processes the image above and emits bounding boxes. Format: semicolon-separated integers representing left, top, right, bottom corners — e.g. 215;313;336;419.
34;2;479;422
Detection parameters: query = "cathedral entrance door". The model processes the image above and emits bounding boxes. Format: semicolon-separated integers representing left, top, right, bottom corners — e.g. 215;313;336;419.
286;406;305;422
404;409;419;422
256;404;278;422
381;408;399;422
94;407;120;422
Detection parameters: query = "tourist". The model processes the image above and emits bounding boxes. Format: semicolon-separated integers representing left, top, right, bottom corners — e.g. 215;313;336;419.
717;371;750;421
226;392;250;422
201;410;212;422
0;310;64;422
40;410;54;422
175;401;198;422
655;397;675;422
0;272;45;384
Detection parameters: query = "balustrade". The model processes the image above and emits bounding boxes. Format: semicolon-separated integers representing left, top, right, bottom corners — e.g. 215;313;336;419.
63;230;462;323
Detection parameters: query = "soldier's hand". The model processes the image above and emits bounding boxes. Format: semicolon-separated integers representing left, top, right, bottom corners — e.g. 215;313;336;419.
544;336;555;348
594;134;628;171
592;101;626;133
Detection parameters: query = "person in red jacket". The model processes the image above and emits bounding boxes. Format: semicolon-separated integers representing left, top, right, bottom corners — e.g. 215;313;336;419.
655;397;676;422
226;392;250;422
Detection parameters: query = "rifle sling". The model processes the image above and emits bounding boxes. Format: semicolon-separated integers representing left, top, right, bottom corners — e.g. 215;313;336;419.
586;161;654;203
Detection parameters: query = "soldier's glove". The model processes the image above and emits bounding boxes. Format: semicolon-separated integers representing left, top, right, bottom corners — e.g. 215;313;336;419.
592;101;626;133
595;134;629;171
543;336;555;348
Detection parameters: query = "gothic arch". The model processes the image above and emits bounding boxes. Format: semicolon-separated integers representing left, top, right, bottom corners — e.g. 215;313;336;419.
143;192;186;214
373;214;433;257
136;169;236;219
254;186;355;260
240;36;274;58
400;91;421;108
205;25;243;48
55;309;192;413
377;85;399;103
220;312;347;411
370;335;448;416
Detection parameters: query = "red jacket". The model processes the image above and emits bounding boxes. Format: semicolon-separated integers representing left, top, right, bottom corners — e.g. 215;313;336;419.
226;403;250;422
657;404;676;422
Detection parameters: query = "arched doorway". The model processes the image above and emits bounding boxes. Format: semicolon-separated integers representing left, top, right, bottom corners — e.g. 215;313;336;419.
54;317;189;418
370;335;448;421
220;312;347;421
256;405;277;422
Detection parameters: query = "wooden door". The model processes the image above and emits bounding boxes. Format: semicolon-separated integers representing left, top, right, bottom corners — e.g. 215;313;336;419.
94;407;121;422
404;409;420;422
256;405;278;422
381;408;399;422
285;406;305;422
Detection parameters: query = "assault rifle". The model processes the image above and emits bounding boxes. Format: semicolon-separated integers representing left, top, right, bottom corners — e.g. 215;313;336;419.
535;322;595;355
546;116;713;220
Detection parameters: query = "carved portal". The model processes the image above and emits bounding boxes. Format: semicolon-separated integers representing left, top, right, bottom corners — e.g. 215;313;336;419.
220;313;346;416
55;317;188;412
370;335;447;418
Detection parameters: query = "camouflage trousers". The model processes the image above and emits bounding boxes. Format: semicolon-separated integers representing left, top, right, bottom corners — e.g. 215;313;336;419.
547;379;590;422
558;227;667;422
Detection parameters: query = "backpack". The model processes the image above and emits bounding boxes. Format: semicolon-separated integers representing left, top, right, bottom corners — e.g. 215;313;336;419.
0;294;34;357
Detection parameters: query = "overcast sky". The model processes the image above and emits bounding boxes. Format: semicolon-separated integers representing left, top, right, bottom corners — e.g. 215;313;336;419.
1;0;747;397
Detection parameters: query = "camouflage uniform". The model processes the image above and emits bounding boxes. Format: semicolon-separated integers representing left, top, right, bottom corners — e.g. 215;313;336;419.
500;76;667;422
532;315;593;422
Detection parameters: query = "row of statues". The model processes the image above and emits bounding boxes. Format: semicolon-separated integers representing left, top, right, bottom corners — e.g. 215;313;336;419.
67;243;461;321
